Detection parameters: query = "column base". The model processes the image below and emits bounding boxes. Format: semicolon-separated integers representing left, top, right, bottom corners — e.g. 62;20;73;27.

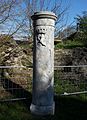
30;102;55;115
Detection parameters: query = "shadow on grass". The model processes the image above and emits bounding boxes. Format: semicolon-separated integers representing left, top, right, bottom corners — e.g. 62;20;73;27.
0;91;87;120
24;96;87;120
54;95;87;120
1;79;87;120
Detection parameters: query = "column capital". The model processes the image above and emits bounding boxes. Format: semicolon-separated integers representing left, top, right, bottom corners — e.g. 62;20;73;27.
31;11;57;21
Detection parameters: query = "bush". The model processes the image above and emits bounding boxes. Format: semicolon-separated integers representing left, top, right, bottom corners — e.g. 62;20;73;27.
55;39;86;49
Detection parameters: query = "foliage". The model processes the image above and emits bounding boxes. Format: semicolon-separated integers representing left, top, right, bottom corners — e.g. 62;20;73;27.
76;11;87;34
75;11;87;41
55;39;86;49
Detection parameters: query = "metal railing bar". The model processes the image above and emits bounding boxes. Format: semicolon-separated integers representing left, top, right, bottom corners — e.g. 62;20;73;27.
0;66;33;69
55;91;87;96
0;98;27;102
2;88;28;90
55;65;87;68
0;65;87;69
0;66;25;68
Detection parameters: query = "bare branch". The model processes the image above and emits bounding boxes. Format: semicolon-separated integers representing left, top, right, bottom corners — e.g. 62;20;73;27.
0;0;69;38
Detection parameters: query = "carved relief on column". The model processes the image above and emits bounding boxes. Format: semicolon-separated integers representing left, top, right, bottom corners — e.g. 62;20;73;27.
35;27;47;47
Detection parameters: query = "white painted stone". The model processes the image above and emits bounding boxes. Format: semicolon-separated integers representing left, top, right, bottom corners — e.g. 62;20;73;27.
30;11;57;115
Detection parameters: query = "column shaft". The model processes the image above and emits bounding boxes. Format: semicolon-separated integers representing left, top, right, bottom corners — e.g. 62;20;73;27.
30;11;57;115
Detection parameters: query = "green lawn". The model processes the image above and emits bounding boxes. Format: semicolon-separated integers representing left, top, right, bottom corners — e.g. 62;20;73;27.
0;95;87;120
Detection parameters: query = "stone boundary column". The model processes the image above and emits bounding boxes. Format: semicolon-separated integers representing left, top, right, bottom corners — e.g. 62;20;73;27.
30;11;57;115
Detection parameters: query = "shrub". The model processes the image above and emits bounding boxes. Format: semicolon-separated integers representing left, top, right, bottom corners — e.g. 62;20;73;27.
55;39;85;49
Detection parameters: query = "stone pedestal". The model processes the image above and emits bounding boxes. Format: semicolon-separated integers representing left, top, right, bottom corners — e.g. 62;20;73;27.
30;11;57;115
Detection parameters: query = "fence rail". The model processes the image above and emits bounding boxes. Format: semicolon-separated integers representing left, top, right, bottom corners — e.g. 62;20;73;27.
55;65;87;68
0;66;33;68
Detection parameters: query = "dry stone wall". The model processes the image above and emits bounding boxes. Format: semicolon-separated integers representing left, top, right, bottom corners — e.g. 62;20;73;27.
54;47;87;81
0;36;32;99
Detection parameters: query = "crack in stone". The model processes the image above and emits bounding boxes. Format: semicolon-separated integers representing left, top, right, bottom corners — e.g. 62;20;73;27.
49;49;51;58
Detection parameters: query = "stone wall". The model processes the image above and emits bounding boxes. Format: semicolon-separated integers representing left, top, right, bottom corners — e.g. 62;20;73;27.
54;47;87;81
0;36;32;99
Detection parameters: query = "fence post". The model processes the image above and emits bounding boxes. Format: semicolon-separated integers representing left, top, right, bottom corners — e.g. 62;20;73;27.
30;11;57;115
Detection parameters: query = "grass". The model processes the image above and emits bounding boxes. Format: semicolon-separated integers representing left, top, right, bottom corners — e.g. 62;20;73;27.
0;101;30;120
54;70;87;99
0;70;87;120
0;96;87;120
